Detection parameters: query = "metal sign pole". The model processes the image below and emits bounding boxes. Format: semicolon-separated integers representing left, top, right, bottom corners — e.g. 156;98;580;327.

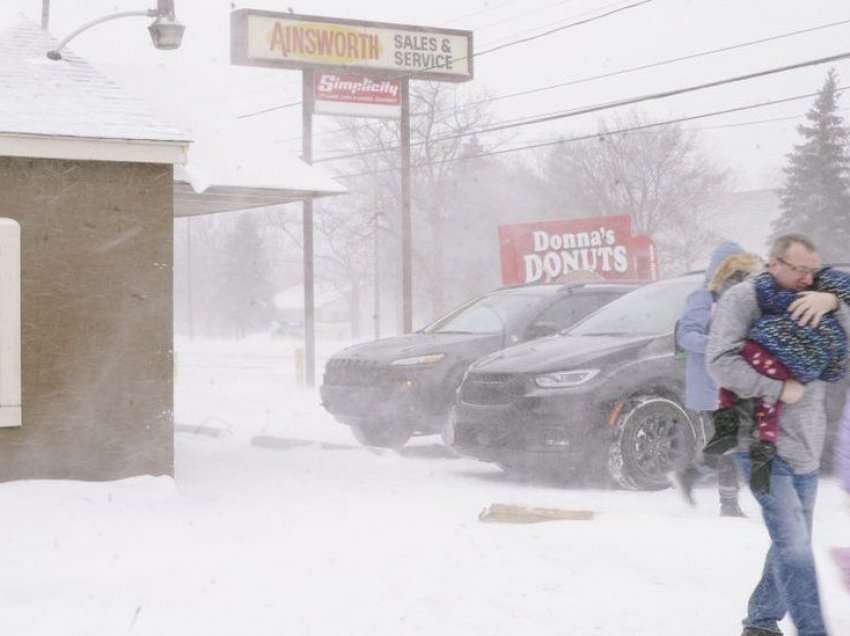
41;0;50;29
186;217;194;340
302;70;316;386
400;78;412;334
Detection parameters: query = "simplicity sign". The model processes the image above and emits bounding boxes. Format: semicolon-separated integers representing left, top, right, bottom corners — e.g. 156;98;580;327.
230;11;473;82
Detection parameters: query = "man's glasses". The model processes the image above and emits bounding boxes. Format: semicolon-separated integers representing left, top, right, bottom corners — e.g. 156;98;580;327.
777;256;820;276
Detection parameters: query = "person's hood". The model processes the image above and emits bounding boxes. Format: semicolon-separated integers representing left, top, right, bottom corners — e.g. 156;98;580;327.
704;241;745;286
707;252;764;293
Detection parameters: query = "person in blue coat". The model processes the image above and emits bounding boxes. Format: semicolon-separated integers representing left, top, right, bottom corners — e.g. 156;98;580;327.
675;241;764;516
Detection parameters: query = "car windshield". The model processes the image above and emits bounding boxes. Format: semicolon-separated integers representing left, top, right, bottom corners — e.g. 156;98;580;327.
422;292;541;335
567;277;701;337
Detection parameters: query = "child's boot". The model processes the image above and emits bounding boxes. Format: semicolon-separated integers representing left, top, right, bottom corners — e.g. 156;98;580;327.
703;407;741;456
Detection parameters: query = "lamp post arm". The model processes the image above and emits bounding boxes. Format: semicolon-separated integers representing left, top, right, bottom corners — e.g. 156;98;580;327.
47;9;156;60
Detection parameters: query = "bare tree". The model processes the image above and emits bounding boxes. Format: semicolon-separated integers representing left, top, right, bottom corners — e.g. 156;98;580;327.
542;111;731;274
327;82;502;320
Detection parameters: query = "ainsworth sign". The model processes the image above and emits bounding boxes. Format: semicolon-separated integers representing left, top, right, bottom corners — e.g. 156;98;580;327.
231;10;473;82
313;73;401;118
498;215;657;285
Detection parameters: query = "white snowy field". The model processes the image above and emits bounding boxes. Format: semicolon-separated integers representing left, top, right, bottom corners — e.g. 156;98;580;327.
1;336;849;636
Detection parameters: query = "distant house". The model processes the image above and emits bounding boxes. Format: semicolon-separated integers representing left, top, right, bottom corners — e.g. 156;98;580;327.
273;284;350;338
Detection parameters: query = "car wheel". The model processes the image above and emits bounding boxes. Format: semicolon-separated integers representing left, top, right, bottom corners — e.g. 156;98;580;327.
607;395;698;491
350;418;415;449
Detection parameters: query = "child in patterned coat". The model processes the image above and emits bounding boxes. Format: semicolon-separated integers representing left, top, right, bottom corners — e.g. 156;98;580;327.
704;266;850;494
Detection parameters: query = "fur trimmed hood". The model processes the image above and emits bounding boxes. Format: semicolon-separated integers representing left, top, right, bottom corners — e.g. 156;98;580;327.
707;252;764;293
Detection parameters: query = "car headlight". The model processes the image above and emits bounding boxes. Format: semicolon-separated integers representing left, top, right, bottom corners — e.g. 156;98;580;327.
534;369;600;388
391;353;447;366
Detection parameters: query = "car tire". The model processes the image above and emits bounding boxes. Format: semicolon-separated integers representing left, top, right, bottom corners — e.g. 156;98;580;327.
607;395;699;491
350;418;415;449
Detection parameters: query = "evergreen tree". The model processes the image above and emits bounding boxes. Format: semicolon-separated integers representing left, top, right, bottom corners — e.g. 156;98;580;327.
774;69;850;261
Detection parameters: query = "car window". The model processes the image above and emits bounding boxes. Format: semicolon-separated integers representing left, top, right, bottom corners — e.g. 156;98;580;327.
422;293;541;335
532;293;618;331
568;278;700;336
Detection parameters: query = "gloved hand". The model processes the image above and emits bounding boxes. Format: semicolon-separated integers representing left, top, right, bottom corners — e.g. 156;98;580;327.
749;440;777;495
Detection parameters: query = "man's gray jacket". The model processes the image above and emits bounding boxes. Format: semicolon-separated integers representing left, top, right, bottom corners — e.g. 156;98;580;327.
706;278;850;474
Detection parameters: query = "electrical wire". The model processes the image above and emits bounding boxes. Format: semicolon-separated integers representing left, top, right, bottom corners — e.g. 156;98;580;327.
697;105;850;131
311;50;850;163
473;0;651;58
331;86;844;180
262;16;850;150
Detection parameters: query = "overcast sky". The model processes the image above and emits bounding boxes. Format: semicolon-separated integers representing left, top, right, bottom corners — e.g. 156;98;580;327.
6;0;850;191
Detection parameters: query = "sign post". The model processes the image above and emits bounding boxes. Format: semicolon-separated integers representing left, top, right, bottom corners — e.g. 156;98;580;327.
400;79;412;333
231;11;472;379
302;69;316;385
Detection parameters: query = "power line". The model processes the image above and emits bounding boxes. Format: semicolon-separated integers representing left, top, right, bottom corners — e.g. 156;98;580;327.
697;106;848;131
470;0;585;30
473;0;651;57
266;16;850;147
312;50;850;164
235;0;652;121
236;99;303;120
472;0;630;46
332;86;843;180
457;17;850;113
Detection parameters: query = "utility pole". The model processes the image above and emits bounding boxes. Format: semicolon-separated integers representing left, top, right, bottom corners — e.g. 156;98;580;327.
302;70;316;386
400;78;412;334
41;0;50;30
186;218;195;340
373;210;381;340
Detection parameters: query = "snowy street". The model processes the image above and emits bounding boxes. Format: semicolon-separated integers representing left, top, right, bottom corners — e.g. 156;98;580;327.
2;340;849;635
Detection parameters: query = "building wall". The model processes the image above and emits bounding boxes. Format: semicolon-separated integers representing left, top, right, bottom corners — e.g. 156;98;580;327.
0;157;173;480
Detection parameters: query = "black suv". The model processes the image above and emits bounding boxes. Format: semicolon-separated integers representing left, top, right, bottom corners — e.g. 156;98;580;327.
320;282;637;448
448;271;850;490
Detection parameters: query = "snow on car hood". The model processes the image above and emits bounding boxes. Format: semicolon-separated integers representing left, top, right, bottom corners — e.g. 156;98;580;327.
471;333;657;374
332;331;502;363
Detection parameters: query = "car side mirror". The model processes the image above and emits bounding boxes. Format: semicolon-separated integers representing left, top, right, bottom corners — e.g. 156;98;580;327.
526;320;560;340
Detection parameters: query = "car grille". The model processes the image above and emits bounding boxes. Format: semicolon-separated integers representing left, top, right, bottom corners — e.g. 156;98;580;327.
323;358;394;386
460;372;527;405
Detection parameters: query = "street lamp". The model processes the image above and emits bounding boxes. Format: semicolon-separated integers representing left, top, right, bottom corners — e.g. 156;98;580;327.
47;0;185;60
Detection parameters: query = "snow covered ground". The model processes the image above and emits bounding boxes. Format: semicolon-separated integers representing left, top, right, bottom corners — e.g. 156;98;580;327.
2;336;848;636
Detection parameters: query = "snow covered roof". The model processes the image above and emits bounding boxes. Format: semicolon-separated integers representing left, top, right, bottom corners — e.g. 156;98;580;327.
0;13;345;214
172;136;346;217
0;17;190;164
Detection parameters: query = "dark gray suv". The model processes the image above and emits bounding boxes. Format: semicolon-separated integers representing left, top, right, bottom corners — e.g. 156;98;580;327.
320;282;637;448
